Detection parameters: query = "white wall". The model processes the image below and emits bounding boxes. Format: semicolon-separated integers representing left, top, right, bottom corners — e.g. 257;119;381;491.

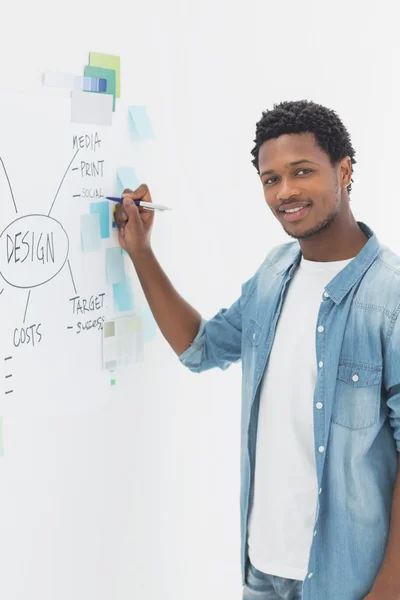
1;1;400;599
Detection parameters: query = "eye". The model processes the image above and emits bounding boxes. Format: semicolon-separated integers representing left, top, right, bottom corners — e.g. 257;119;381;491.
263;177;277;187
297;168;313;175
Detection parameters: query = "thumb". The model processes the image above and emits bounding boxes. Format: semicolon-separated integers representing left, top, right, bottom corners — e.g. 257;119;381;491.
123;198;142;228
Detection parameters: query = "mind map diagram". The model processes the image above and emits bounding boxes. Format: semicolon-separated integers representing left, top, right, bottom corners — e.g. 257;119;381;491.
0;132;110;397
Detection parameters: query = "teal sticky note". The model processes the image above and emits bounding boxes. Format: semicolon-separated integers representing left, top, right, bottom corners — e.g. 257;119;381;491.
106;247;126;284
84;65;116;111
128;106;154;139
113;280;134;312
139;306;157;342
90;201;110;238
116;167;140;195
81;213;101;252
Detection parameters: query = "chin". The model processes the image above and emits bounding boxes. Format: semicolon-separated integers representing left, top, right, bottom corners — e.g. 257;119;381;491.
283;214;337;240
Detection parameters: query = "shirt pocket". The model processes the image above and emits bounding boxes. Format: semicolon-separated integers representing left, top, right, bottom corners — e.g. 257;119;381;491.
332;361;382;430
245;319;262;348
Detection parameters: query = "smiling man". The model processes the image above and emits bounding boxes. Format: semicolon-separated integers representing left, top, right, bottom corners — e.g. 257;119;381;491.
114;100;400;600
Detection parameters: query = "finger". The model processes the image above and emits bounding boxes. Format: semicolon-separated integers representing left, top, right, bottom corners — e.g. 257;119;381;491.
141;210;155;223
122;184;151;203
122;197;143;226
114;204;128;229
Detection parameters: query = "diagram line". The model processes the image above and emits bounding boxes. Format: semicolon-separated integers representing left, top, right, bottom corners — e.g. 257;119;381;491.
67;260;77;294
48;149;79;216
23;290;31;324
0;289;3;295
4;357;12;361
0;157;18;214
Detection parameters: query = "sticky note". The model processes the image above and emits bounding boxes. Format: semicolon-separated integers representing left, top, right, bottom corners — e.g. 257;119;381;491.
89;52;121;97
139;306;157;342
81;213;102;252
116;167;140;195
128;106;154;139
106;247;126;284
84;65;116;111
83;76;107;93
71;90;113;126
113;280;134;312
103;316;143;369
90;202;110;239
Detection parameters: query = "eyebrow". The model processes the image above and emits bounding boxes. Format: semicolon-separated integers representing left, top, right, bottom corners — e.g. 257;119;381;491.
260;159;320;178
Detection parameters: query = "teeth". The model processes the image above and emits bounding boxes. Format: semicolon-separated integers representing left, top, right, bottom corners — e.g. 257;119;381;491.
284;206;304;214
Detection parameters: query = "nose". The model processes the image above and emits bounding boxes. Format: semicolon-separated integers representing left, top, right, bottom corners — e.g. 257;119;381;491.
276;177;301;202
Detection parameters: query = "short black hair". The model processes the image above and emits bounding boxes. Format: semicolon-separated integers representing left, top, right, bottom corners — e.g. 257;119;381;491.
251;100;356;194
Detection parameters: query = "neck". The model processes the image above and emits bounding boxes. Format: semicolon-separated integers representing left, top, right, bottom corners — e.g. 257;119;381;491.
299;213;369;262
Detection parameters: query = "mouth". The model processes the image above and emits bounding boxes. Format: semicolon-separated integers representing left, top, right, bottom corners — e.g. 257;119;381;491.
279;204;311;223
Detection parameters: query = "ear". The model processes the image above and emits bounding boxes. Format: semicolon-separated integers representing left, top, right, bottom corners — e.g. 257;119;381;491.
340;157;352;189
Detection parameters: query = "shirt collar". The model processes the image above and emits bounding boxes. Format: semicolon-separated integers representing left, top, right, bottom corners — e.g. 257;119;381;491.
274;222;381;306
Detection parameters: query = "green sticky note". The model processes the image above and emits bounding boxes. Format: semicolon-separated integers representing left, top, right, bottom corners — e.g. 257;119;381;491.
84;65;116;111
89;52;120;97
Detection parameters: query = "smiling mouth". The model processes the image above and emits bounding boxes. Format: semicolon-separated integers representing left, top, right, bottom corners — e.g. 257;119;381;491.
280;204;311;222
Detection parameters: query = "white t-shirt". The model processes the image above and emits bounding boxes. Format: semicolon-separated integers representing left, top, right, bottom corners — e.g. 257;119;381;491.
247;255;352;581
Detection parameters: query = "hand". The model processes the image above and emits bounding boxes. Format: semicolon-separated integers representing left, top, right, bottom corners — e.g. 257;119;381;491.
114;185;154;258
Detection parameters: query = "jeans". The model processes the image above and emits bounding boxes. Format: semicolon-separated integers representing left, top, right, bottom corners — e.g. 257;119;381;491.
243;559;303;600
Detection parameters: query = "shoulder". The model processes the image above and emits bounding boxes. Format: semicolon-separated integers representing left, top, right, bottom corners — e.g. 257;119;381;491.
242;240;300;301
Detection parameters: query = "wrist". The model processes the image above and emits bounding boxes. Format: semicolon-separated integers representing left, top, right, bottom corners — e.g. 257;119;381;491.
130;246;154;264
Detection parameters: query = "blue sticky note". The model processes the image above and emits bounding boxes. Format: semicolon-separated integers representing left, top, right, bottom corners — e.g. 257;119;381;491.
90;201;110;238
116;167;140;195
106;247;126;284
83;76;108;93
139;306;157;342
128;106;154;139
113;280;134;312
81;213;101;252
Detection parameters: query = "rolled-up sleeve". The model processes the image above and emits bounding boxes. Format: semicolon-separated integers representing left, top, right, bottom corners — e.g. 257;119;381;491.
178;294;244;373
384;308;400;452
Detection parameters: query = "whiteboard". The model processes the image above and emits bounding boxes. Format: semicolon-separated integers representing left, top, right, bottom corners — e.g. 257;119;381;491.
0;89;155;417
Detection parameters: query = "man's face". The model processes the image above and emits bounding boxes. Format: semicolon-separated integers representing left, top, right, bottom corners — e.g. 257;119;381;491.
258;132;351;240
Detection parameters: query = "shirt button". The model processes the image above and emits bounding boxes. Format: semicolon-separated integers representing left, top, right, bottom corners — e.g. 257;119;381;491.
318;361;324;368
324;291;330;298
352;374;359;382
316;402;323;409
317;325;324;333
319;488;322;494
308;573;313;579
318;446;325;453
314;530;317;536
253;333;256;340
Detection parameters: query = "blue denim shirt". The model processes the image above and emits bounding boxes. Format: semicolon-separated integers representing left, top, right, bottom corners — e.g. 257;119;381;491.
179;222;400;599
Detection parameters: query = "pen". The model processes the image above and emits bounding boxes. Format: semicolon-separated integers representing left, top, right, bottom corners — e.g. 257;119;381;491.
105;196;171;212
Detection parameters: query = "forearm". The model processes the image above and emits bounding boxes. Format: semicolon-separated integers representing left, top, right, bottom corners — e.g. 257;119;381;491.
132;249;201;356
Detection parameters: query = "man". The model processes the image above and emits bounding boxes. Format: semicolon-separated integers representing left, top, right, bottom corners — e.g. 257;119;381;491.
114;100;400;600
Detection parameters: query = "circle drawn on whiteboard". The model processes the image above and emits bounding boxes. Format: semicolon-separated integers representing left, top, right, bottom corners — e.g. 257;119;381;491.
0;214;70;289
